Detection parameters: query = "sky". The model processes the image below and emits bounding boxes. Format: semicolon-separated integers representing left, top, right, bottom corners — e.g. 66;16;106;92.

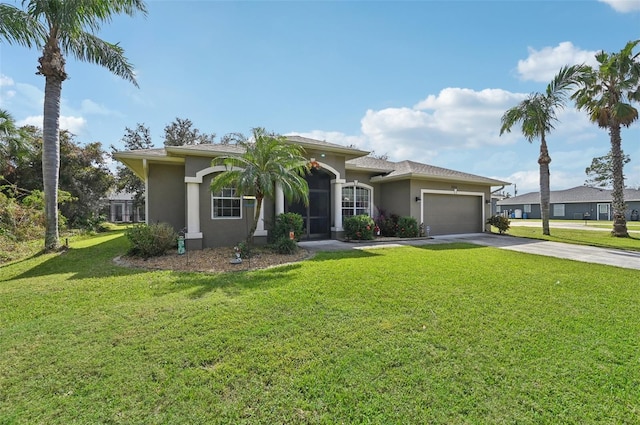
1;0;639;195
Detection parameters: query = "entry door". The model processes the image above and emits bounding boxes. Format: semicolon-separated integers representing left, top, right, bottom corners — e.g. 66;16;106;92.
286;169;331;239
597;203;611;220
113;204;124;222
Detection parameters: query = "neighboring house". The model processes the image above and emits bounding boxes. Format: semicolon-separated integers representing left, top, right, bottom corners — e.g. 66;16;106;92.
114;136;509;250
496;186;640;221
104;191;145;223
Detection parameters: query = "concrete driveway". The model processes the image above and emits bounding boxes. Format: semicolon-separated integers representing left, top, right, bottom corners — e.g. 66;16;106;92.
299;233;640;271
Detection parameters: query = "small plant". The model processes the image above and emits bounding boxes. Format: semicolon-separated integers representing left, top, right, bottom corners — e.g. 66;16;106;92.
125;222;177;259
344;214;375;240
273;237;298;254
396;216;420;238
234;241;251;258
270;212;304;242
487;215;511;234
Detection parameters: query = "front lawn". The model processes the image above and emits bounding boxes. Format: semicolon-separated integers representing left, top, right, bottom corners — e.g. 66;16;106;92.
505;226;640;251
1;232;639;423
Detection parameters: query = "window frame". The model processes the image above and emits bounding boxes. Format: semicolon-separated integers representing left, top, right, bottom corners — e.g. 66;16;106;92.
553;203;565;217
341;183;373;218
211;187;243;219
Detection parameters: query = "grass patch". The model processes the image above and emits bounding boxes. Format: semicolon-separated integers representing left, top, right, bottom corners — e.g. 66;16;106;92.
505;226;640;251
1;232;639;423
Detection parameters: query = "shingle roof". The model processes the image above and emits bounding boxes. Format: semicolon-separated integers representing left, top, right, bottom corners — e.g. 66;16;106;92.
497;186;640;205
368;160;509;186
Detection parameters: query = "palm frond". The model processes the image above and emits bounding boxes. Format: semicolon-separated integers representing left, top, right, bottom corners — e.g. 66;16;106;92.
0;3;45;47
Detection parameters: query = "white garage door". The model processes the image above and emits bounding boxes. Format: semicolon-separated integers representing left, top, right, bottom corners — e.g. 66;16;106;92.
423;193;483;235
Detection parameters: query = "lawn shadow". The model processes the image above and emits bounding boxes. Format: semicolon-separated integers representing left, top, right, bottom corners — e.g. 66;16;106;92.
3;234;145;282
152;262;307;299
305;249;381;262
414;242;487;251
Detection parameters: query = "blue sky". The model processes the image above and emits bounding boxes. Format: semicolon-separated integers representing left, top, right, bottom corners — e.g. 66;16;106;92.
1;0;639;194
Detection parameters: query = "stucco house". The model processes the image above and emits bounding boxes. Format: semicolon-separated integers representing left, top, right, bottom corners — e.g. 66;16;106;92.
496;185;640;221
114;136;509;250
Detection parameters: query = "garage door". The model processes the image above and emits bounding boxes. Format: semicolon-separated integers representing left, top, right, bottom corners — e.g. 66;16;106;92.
423;193;483;235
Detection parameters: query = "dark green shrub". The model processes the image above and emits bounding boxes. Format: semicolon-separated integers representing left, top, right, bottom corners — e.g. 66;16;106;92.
487;215;510;234
344;214;375;240
270;212;304;242
397;216;419;238
273;237;298;254
126;223;177;258
234;241;251;259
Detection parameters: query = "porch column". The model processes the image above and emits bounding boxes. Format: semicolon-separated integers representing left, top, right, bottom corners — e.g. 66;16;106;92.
332;179;345;231
255;202;267;236
275;182;285;215
185;181;202;239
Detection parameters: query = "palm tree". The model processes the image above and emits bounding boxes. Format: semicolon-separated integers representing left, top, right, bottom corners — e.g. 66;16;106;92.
500;65;588;235
0;109;31;182
210;128;310;244
0;0;147;251
572;40;640;237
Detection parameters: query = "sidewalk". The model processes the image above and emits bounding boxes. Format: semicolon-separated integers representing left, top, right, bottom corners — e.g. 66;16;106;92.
299;233;640;271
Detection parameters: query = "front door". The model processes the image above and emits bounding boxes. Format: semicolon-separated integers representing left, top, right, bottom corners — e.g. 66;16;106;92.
597;203;611;221
286;169;331;239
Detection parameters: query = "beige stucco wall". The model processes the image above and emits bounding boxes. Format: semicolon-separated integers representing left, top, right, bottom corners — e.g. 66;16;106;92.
147;163;186;231
379;180;411;217
185;156;213;177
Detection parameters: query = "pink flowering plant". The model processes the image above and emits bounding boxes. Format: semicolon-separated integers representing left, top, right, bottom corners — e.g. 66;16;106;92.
343;214;375;240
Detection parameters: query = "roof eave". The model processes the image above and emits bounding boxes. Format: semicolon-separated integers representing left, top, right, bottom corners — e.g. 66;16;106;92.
371;172;510;186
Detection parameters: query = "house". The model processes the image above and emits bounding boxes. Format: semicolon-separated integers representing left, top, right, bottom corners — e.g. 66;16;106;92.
496;186;640;221
113;136;509;250
103;191;145;223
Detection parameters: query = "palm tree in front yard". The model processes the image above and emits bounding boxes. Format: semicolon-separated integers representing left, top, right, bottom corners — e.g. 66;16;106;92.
0;0;147;251
210;128;310;243
572;40;640;237
500;65;588;236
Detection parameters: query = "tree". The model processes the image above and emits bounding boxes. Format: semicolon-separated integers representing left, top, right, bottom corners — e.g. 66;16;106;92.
163;117;215;146
210;128;310;243
585;150;631;188
0;109;31;179
573;40;640;237
0;0;147;251
500;65;588;235
111;123;152;207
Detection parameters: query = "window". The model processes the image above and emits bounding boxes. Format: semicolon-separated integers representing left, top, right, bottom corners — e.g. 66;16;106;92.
342;185;371;218
524;204;531;213
212;188;242;219
553;204;565;217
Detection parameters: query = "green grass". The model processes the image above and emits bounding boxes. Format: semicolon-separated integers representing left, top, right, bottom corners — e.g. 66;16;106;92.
504;226;640;252
1;232;640;424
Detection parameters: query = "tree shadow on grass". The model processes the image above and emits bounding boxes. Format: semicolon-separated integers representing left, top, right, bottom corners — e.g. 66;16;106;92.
2;234;145;282
414;242;487;251
151;262;307;299
304;249;380;262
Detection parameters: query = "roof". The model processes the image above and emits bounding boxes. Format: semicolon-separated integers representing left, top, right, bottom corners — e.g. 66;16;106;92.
346;157;509;186
113;137;509;187
497;186;640;205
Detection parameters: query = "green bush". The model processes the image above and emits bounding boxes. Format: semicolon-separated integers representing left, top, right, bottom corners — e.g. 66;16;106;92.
487;215;511;234
344;214;375;240
270;212;304;242
396;216;420;238
125;223;177;259
273;237;298;255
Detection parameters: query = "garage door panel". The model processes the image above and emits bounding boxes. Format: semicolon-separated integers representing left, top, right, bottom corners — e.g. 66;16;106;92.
423;194;482;235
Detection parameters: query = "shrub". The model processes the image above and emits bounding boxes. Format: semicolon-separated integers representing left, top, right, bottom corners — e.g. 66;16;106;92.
270;212;304;242
235;241;251;259
487;215;511;234
273;237;298;255
126;223;177;259
344;214;375;240
374;209;399;237
396;216;420;238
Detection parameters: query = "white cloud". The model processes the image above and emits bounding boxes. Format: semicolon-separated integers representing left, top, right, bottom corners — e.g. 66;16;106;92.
79;99;121;116
498;168;588;195
0;74;14;87
517;42;599;82
18;115;87;135
598;0;640;12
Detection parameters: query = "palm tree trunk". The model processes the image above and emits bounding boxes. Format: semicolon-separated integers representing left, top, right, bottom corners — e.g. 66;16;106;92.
538;136;551;236
609;124;629;237
42;75;62;251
